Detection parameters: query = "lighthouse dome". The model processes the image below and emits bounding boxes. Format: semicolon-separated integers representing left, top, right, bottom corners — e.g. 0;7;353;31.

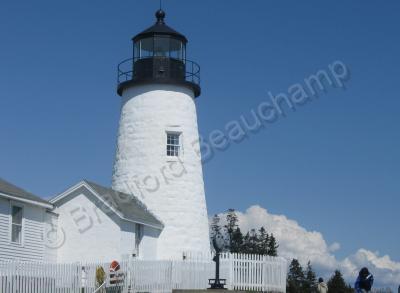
132;9;188;43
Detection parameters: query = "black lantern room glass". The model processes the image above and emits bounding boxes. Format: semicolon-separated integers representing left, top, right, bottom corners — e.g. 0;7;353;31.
134;36;186;60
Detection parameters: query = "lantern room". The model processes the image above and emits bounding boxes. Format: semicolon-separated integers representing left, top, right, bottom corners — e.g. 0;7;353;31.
117;9;200;97
133;10;187;60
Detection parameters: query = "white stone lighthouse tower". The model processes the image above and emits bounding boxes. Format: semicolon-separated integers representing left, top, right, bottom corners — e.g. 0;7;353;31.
112;9;210;260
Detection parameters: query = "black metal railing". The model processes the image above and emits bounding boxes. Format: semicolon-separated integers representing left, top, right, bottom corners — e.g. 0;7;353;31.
117;57;201;86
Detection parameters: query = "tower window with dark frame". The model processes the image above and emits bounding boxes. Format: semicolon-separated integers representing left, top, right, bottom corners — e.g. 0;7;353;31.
167;133;180;157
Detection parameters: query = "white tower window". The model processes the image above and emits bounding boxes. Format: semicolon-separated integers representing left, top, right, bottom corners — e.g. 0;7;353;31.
166;132;181;157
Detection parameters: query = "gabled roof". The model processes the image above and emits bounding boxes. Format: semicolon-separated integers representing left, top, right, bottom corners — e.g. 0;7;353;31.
0;177;52;208
84;180;163;229
51;180;163;230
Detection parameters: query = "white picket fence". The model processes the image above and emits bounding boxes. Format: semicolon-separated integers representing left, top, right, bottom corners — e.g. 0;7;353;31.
222;253;287;292
0;253;287;293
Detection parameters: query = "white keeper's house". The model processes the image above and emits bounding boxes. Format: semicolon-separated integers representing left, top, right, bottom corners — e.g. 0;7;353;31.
0;9;211;263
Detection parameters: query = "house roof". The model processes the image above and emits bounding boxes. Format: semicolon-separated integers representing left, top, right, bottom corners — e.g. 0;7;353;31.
0;177;52;208
51;180;163;229
84;180;163;229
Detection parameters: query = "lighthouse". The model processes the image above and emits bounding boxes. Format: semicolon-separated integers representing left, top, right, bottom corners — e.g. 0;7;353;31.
112;9;210;259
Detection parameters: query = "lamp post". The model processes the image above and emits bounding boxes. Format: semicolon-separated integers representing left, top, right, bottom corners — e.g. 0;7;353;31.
208;237;226;290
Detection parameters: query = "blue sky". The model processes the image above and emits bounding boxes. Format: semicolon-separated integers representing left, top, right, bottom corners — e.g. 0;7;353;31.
1;0;399;280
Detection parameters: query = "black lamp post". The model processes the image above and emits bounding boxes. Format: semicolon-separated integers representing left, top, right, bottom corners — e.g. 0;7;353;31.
208;238;226;290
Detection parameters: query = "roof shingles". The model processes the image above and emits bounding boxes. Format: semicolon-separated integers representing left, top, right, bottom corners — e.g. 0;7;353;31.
0;178;50;205
84;180;163;229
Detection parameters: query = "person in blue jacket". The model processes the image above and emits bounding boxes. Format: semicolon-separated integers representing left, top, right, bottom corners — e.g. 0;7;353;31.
355;267;374;293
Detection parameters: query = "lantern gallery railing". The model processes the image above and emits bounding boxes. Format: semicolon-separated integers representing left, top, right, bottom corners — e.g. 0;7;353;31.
117;57;201;87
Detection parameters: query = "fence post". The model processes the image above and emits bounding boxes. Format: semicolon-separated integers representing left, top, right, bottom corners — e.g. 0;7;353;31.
228;253;233;290
262;255;266;292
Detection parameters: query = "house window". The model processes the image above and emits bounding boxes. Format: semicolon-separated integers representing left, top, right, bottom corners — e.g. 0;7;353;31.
11;205;23;244
166;133;180;157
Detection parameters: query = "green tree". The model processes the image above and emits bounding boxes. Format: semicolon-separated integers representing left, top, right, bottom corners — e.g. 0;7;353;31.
327;270;353;293
242;232;250;253
257;227;269;255
224;209;239;250
304;261;317;293
210;214;222;241
267;233;279;256
241;229;260;254
287;259;305;293
230;227;244;253
210;209;280;257
248;229;259;254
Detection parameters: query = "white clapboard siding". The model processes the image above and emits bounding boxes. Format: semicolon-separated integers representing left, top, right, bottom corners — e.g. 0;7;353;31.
0;198;48;262
0;253;287;293
44;212;58;263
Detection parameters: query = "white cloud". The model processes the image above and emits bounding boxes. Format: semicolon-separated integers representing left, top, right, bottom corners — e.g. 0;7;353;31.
329;242;341;252
215;205;400;290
